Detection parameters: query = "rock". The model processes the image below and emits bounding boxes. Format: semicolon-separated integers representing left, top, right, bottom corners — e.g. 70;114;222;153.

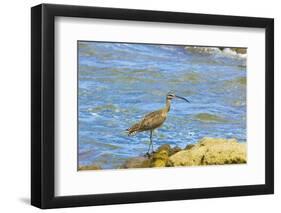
230;48;247;54
185;46;220;54
156;144;181;156
185;46;246;55
185;144;195;150
170;146;182;155
78;164;101;170
120;144;182;168
151;149;169;167
156;144;171;152
169;137;246;166
120;137;246;169
121;157;151;169
169;146;205;166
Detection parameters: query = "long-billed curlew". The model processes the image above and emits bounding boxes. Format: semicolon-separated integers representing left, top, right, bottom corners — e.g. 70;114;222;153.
126;92;190;155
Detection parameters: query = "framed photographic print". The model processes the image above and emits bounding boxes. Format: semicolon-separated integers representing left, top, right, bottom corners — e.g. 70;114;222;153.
31;3;274;209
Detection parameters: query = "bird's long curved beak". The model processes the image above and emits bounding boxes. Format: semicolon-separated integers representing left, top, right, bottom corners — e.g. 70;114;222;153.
175;95;190;103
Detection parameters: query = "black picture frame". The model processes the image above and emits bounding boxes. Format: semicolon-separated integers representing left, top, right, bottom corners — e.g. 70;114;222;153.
31;3;274;209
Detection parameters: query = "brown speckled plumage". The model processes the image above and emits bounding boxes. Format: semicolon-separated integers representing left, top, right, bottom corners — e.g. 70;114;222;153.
127;108;169;135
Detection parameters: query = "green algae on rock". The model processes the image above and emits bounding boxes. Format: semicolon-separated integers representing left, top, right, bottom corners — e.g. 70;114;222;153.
194;113;228;123
151;145;170;167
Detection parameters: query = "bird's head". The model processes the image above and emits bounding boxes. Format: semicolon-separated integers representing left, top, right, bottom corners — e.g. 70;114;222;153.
166;92;190;103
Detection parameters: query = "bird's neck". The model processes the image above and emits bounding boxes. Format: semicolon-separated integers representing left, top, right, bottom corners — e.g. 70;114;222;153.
165;99;171;112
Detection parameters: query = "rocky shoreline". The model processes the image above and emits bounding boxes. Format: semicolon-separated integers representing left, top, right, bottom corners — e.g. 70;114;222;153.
121;137;246;168
184;46;247;56
79;137;247;170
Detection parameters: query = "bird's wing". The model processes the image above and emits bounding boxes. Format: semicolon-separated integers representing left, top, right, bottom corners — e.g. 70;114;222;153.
143;110;162;119
139;109;166;131
126;112;159;135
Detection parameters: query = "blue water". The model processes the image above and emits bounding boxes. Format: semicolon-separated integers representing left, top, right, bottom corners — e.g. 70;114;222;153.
78;42;247;169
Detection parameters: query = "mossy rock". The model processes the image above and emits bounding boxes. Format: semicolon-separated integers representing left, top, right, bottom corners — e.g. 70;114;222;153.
169;137;247;166
155;144;182;156
170;146;182;155
78;165;101;171
120;144;183;168
185;144;195;150
230;48;247;54
202;141;246;164
156;144;172;152
151;149;169;167
120;138;246;169
121;157;151;169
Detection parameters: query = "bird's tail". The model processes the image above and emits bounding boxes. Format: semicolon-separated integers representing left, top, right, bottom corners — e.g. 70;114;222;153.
126;123;140;136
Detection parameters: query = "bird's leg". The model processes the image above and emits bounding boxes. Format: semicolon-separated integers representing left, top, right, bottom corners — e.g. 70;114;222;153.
146;130;153;157
150;130;154;153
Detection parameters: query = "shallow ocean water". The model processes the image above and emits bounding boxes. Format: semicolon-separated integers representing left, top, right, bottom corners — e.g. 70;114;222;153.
78;42;247;169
